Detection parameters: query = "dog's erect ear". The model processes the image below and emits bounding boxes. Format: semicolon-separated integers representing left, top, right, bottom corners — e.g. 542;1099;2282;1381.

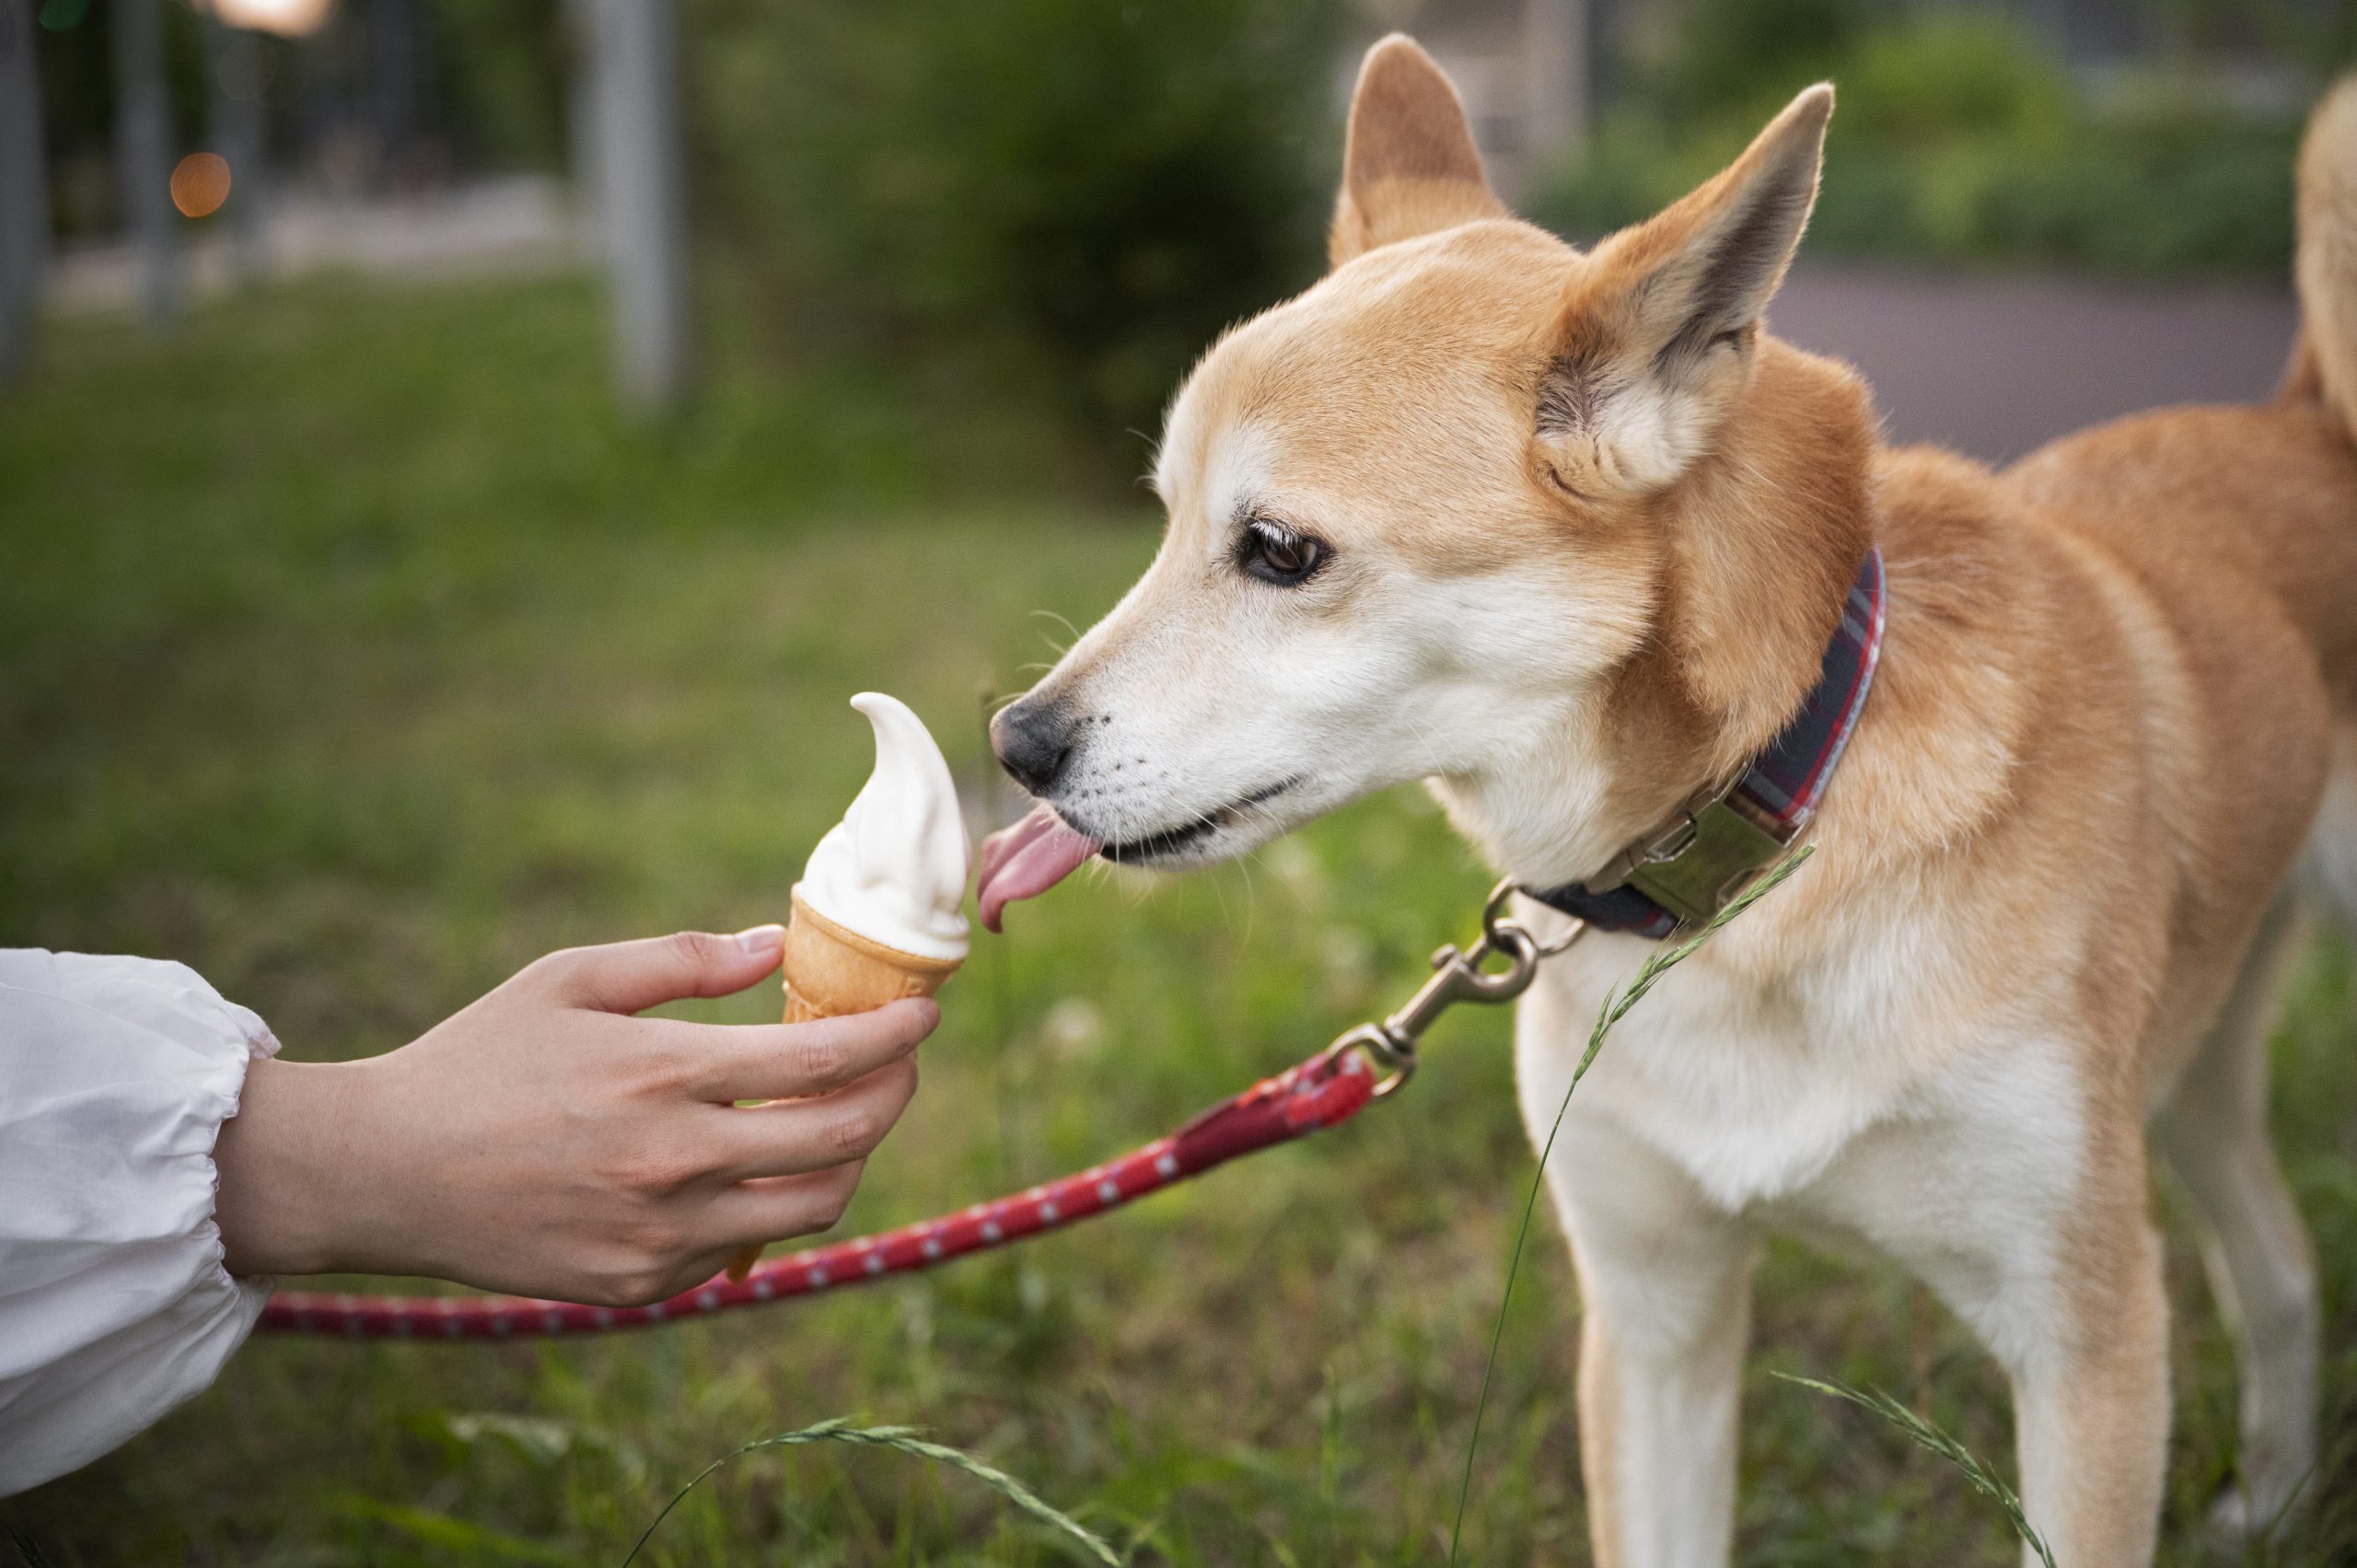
1329;35;1507;269
1602;83;1831;366
1532;84;1832;498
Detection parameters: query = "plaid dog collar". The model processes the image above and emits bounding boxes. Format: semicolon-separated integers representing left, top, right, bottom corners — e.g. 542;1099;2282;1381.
1527;545;1887;939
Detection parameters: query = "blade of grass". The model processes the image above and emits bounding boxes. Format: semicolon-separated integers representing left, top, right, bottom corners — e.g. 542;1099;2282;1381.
1772;1371;2058;1568
5;1525;55;1568
335;1496;578;1565
623;1416;1121;1567
1446;849;1814;1564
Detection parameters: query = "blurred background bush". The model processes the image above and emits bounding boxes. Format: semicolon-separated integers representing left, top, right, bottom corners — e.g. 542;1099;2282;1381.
691;0;1343;444
1531;0;2344;273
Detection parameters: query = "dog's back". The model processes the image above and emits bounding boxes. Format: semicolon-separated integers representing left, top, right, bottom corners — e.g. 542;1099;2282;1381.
2006;82;2357;691
1994;81;2357;947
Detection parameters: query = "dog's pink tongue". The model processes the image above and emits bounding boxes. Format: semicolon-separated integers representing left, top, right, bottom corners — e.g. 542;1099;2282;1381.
977;804;1100;933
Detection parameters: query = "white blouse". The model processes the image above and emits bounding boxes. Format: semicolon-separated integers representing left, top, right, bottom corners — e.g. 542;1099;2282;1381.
0;950;277;1496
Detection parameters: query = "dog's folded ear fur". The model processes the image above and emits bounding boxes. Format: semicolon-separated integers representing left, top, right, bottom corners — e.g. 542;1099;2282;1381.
1329;35;1507;269
1532;84;1833;499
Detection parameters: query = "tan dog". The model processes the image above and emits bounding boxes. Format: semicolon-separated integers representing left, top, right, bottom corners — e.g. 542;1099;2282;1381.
979;37;2357;1566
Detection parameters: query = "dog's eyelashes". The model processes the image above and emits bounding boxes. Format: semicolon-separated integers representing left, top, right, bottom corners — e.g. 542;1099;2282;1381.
1237;517;1328;587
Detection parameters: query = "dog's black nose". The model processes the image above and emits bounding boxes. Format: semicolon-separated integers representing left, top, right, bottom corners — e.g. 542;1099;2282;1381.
992;699;1074;795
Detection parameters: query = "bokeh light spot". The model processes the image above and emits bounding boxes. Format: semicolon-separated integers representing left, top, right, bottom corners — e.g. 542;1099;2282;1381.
211;0;335;39
170;154;234;219
37;0;91;30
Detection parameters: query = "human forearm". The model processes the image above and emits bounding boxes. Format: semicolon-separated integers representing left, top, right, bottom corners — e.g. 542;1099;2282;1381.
207;929;935;1304
212;1055;379;1277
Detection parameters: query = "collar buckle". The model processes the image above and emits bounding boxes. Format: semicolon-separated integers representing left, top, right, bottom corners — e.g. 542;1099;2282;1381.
1524;544;1884;940
1613;793;1791;931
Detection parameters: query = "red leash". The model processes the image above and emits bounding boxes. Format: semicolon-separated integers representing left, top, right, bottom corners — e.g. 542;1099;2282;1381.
259;1045;1377;1338
258;883;1575;1340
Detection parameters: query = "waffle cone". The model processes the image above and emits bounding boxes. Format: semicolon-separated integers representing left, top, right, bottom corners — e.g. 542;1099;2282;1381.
729;894;962;1281
780;890;963;1023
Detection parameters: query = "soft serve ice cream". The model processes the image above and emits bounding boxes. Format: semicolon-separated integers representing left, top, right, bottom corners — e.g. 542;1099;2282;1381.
780;693;971;1021
795;693;971;963
732;693;970;1277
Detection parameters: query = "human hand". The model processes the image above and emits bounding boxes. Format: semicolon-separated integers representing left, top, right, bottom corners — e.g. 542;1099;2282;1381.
212;927;935;1305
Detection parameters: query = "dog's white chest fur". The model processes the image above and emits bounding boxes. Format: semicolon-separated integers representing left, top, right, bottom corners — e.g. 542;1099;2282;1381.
1511;919;2084;1232
1517;934;1887;1209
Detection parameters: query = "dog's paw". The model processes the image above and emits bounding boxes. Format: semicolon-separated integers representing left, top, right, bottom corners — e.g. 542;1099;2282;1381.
2202;1476;2310;1557
2206;1486;2262;1548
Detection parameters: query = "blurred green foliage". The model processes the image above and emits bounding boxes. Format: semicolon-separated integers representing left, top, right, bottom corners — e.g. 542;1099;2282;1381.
431;0;572;171
689;0;1343;457
1534;0;2311;274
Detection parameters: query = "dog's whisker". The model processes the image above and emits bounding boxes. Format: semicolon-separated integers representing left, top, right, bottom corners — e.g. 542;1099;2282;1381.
1027;609;1081;657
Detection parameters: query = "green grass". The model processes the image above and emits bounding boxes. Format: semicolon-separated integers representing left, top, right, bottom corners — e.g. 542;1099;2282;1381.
3;276;2354;1563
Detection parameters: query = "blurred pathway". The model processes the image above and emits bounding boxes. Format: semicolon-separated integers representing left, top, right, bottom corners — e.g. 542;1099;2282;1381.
44;176;583;316
1773;266;2300;466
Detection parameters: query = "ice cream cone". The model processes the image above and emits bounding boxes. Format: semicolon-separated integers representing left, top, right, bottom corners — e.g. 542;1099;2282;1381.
780;889;963;1022
725;892;963;1282
729;692;970;1282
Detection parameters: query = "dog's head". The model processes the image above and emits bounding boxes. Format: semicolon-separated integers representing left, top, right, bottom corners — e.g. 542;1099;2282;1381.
980;37;1875;925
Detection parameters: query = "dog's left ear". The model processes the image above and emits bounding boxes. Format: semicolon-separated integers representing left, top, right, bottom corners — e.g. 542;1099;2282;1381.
1329;35;1508;269
1533;84;1832;498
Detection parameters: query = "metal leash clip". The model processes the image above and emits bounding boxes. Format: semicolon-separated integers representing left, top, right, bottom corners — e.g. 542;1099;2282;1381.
1317;879;1587;1098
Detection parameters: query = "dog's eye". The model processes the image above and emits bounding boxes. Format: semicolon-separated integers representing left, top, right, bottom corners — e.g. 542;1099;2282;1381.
1237;519;1326;587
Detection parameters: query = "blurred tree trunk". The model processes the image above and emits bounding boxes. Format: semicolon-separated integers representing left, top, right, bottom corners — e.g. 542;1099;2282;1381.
369;0;439;185
564;0;604;259
589;0;692;415
0;0;48;379
206;21;270;286
110;0;180;325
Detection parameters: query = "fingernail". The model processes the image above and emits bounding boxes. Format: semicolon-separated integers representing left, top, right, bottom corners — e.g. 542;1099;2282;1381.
733;923;786;954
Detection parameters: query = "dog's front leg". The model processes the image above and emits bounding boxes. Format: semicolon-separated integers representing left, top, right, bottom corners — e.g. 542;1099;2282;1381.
1528;1097;1758;1568
2002;1202;2172;1568
1559;1121;1756;1568
1826;1072;2177;1567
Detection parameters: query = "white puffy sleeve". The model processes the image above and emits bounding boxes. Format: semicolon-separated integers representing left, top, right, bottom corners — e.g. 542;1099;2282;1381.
0;950;279;1496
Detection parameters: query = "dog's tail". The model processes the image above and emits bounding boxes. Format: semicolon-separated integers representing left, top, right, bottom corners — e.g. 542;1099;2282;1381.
2289;76;2357;439
2290;82;2357;934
